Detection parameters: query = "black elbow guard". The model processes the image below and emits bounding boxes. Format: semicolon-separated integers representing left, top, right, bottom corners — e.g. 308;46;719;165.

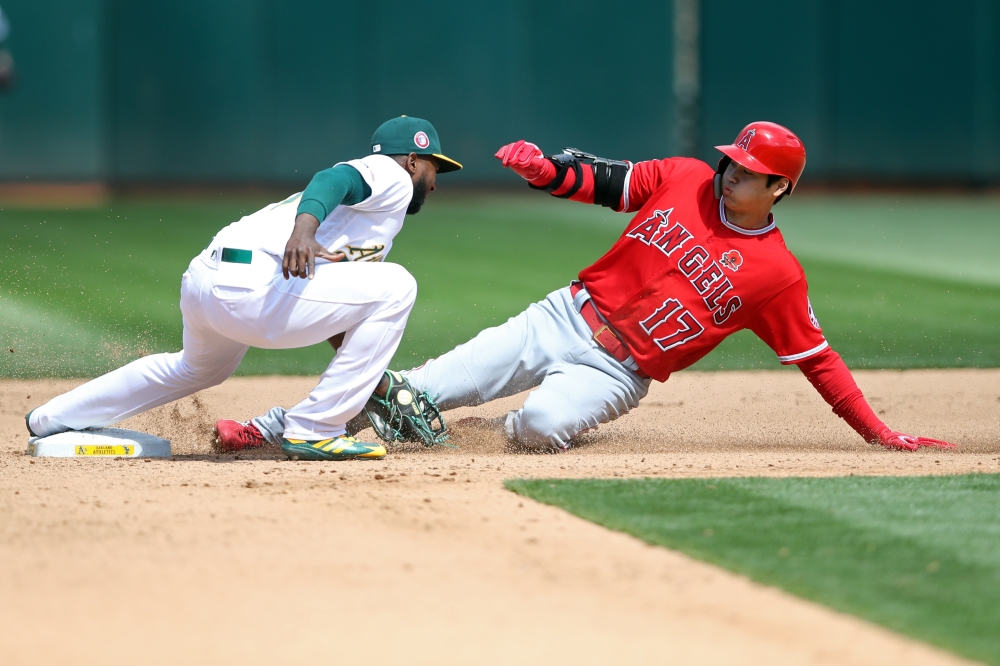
592;156;629;209
562;148;629;209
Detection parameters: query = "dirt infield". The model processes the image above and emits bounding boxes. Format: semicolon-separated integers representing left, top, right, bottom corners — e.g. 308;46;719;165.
1;370;996;665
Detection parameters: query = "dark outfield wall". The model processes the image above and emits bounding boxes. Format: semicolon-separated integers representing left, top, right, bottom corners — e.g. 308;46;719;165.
0;0;997;184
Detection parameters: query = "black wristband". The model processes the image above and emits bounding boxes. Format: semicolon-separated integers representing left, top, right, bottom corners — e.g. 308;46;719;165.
528;157;570;192
528;154;582;196
552;159;584;198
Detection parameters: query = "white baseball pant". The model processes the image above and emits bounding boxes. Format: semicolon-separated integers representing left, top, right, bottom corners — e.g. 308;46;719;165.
29;248;416;441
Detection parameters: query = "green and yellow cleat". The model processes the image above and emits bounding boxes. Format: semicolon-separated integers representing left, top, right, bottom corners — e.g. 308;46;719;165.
281;435;386;461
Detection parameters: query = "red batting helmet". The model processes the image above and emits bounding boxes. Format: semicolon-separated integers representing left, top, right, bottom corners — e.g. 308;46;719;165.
715;121;806;189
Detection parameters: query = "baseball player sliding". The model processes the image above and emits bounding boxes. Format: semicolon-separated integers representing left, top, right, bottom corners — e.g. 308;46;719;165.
219;121;954;454
26;116;461;461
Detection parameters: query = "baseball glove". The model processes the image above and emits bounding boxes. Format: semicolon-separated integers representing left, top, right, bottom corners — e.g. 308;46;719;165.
363;371;450;447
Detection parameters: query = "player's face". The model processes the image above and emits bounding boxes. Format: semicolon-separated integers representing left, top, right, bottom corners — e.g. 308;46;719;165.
721;161;788;211
407;156;439;215
416;156;439;193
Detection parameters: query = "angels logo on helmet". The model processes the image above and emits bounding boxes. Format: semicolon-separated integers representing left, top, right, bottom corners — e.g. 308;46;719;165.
736;129;755;151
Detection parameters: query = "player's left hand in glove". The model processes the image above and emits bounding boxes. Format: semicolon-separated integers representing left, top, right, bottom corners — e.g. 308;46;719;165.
495;140;556;185
363;371;450;447
876;429;956;451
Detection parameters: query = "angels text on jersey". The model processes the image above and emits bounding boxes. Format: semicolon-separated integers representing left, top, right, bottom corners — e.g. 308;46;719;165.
625;208;742;351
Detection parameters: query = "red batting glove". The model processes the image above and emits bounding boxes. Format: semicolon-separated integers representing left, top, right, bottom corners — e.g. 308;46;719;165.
877;430;956;452
495;140;556;185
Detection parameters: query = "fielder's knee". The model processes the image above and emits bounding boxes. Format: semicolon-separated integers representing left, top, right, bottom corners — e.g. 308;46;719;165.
381;263;417;305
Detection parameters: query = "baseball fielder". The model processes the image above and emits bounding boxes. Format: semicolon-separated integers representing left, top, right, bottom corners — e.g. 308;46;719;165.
217;122;954;454
26;116;461;461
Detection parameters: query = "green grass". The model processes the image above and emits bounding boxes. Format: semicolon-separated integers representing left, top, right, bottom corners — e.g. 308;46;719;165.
507;475;1000;665
779;194;1000;287
2;192;999;377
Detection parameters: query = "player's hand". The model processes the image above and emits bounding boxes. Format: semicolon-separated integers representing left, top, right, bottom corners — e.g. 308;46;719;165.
876;430;956;452
283;213;346;280
495;140;556;184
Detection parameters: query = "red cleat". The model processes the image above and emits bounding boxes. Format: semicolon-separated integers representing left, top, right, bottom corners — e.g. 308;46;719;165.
213;419;267;452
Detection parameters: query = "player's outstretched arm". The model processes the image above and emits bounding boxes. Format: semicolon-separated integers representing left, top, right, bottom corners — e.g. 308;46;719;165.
495;140;684;213
496;140;615;206
797;348;956;451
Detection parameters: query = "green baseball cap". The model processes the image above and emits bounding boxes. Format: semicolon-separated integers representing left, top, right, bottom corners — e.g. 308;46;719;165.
370;116;462;173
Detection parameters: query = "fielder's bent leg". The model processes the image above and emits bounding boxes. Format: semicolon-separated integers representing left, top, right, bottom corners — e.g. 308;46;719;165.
276;263;418;440
215;263;421;443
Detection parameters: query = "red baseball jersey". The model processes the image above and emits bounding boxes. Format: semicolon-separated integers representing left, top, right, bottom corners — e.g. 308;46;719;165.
578;157;827;381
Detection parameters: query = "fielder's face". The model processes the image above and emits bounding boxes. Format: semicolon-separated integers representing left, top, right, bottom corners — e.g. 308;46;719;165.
407;155;438;215
415;155;438;193
720;161;789;212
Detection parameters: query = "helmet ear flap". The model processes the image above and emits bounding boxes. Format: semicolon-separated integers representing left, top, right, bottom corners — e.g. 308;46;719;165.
713;156;732;199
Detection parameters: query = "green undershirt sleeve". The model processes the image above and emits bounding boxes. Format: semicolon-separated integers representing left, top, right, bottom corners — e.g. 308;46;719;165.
296;163;372;222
